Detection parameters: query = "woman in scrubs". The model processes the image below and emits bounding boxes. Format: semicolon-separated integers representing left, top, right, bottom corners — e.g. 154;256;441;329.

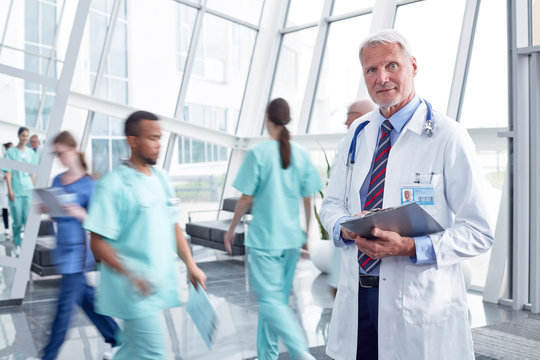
224;98;321;360
5;127;36;253
39;131;119;360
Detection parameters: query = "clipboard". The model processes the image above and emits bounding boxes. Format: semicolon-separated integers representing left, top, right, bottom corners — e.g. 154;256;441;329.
340;202;444;239
34;187;74;218
186;283;219;349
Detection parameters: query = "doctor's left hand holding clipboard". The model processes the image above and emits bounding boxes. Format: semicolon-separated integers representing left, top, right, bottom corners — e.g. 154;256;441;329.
186;282;220;349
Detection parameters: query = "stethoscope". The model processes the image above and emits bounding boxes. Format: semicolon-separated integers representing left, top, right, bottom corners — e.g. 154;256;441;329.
343;99;435;207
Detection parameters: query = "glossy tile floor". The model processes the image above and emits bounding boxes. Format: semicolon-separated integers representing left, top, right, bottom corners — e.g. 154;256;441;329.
0;246;531;360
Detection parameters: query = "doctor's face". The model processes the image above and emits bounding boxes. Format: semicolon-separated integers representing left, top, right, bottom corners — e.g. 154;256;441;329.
361;42;417;118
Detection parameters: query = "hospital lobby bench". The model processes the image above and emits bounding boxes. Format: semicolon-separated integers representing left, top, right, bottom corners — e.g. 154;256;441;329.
186;197;250;256
31;219;57;276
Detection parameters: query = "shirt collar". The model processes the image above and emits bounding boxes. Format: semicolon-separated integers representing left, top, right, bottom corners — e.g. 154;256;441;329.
377;94;421;133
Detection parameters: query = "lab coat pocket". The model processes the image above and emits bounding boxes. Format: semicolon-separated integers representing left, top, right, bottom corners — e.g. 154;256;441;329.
402;264;457;325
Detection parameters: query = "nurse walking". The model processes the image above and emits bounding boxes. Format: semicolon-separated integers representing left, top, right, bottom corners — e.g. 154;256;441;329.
39;131;119;360
4;127;36;253
224;98;322;360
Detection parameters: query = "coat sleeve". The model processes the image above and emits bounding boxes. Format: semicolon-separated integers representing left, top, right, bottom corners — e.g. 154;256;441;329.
320;134;353;244
430;125;494;267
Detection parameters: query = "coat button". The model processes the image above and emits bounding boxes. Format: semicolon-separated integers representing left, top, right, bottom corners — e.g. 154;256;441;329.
382;278;386;281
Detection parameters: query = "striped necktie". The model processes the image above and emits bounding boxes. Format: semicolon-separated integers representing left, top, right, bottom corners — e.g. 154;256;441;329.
358;119;393;273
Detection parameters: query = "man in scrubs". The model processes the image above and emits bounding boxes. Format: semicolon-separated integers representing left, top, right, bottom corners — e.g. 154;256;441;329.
84;111;207;359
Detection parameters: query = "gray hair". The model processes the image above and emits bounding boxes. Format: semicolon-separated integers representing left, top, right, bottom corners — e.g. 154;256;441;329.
359;29;413;62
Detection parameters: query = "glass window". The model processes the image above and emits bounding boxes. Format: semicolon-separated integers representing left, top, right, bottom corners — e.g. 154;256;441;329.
108;21;128;78
184;15;256;134
41;2;57;47
206;0;264;26
286;0;324;27
461;0;508;128
111;139;129;169
24;93;40;128
88;11;108;74
25;0;40;44
91;139;110;177
332;0;375;15
169;138;229;227
125;0;196;117
394;0;467;112
91;113;109;136
458;0;509;291
310;14;372;134
270;27;318;134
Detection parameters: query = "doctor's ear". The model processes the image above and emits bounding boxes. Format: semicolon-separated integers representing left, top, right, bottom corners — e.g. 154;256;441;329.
410;57;418;76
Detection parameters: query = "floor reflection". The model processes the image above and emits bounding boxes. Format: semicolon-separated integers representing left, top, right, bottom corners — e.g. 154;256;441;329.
0;246;530;360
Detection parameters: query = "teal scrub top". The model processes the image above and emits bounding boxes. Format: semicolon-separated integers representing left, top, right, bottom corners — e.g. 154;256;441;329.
4;147;36;197
83;164;180;319
233;141;322;250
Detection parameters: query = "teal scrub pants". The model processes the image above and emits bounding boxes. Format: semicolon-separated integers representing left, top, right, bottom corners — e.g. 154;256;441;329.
8;195;31;246
248;247;309;360
114;313;166;360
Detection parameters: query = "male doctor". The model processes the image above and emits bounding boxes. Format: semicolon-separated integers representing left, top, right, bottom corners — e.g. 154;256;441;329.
320;29;493;360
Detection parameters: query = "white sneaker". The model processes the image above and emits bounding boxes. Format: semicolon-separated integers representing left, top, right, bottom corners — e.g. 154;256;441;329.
103;346;120;360
13;246;20;256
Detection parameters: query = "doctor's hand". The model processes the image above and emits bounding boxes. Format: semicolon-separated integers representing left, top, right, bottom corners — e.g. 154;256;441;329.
340;211;370;240
354;227;416;259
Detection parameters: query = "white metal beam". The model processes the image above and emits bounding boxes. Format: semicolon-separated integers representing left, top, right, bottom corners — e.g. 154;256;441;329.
529;51;540;313
0;63;58;88
69;92;238;148
446;0;481;121
510;0;530;311
0;158;39;173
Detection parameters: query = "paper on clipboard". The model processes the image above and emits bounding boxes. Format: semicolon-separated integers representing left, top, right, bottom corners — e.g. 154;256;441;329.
34;187;74;218
341;202;444;239
186;283;219;349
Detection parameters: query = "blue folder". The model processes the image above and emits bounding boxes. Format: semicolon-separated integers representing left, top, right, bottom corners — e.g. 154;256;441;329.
187;283;219;349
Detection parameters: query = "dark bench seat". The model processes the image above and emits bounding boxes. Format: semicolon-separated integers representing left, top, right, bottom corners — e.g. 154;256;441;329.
186;198;249;256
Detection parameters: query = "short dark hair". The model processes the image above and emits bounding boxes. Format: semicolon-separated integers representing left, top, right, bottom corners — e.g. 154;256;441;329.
18;127;29;136
124;111;159;137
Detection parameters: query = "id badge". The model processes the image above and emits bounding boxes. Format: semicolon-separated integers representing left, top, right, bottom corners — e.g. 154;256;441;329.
400;184;435;205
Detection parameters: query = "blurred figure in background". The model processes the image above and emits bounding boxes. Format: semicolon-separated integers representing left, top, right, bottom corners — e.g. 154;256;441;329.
4;127;36;254
30;134;43;160
1;143;13;236
224;98;322;360
38;131;119;360
345;99;376;129
329;98;376;297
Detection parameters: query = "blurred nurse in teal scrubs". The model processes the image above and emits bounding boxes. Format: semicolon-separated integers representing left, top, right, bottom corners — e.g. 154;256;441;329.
4;127;36;253
224;98;322;360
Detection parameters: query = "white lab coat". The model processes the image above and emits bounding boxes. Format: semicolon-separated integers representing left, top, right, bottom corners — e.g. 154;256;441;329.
320;101;494;360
